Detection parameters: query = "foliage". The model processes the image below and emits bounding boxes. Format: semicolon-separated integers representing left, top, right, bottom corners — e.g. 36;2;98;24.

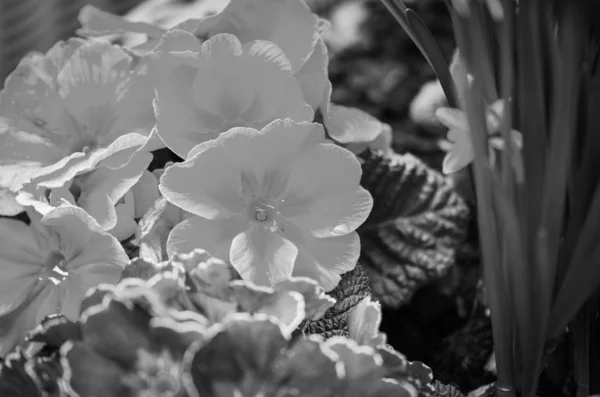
0;250;434;397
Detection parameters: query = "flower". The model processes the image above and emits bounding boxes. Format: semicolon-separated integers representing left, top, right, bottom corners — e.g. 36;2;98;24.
15;150;156;241
77;0;386;149
0;206;128;356
436;99;524;178
347;296;387;348
149;30;313;159
159;119;373;291
0;38;156;215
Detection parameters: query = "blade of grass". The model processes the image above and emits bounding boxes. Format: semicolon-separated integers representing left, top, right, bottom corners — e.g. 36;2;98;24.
405;9;458;107
455;21;516;392
571;303;593;397
546;179;600;338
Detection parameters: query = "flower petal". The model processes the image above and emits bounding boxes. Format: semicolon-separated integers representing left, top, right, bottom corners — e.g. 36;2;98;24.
287;228;361;292
77;5;166;38
279;143;365;220
159;140;246;219
293;38;330;110
40;206;128;273
57;40;137;145
77;150;153;228
435;107;468;131
282;186;372;238
202;120;324;199
166;215;248;261
230;225;298;286
324;104;384;145
442;141;474;174
0;284;54;357
195;0;320;73
131;170;160;219
0;218;43;266
0;189;24;216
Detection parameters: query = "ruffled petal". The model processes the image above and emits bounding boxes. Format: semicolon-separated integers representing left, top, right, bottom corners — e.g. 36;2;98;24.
166;215;248;261
195;0;319;73
159;139;246;219
230;225;298;285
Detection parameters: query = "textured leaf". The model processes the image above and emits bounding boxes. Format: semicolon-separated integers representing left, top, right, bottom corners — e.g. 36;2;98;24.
357;148;470;308
301;263;371;338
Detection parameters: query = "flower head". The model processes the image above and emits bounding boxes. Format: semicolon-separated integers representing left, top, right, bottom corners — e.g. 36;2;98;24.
16;150;155;241
436;99;523;177
150;31;313;159
0;206;128;356
159;119;373;291
0;38;156;215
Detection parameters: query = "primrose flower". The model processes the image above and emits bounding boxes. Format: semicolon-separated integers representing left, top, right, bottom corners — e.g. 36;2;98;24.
0;38;156;216
149;30;313;159
436;99;524;179
15;150;156;241
0;206;128;356
159;119;373;291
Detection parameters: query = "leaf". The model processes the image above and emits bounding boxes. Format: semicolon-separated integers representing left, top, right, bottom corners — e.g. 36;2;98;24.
405;9;457;107
301;263;371;338
357;148;470;308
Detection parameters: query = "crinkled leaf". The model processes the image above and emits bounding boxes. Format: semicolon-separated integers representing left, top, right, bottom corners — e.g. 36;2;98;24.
357;149;470;308
301;264;371;338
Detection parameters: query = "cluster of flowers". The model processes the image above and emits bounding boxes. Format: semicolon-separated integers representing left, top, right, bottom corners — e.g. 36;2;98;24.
0;0;397;356
0;249;435;397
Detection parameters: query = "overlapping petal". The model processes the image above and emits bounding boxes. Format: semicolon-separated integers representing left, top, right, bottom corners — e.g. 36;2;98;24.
230;226;299;285
0;37;155;214
150;31;312;158
193;0;320;73
0;206;127;356
166;216;248;262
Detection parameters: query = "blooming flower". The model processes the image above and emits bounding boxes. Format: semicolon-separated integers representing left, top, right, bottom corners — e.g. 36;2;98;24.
149;30;313;159
159;119;373;291
436;99;524;179
15;150;157;241
0;38;156;216
0;206;128;356
76;2;386;148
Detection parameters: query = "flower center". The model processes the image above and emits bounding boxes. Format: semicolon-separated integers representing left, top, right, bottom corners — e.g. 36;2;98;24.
40;251;69;285
248;199;280;232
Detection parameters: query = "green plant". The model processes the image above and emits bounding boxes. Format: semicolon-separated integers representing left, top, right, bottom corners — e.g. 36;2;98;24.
382;0;600;396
